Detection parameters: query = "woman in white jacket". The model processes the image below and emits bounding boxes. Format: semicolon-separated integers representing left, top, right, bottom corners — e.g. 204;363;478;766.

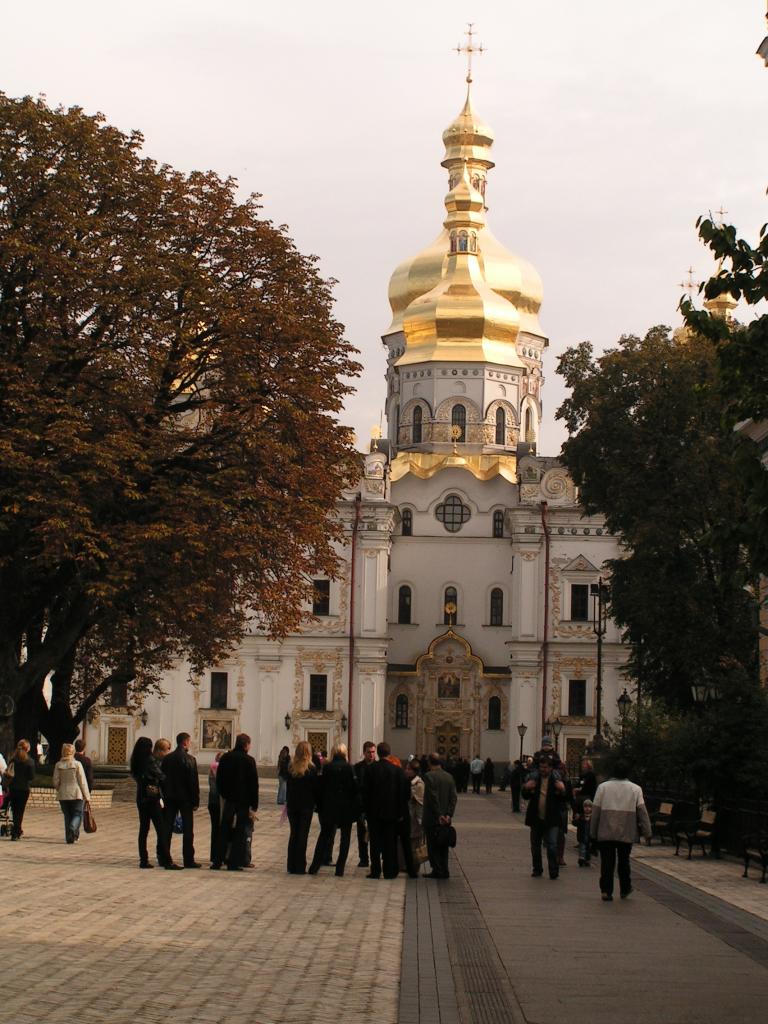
53;743;91;844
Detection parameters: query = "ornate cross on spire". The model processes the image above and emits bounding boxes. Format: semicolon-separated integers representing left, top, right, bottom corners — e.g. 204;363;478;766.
455;23;485;84
678;265;697;298
714;204;728;227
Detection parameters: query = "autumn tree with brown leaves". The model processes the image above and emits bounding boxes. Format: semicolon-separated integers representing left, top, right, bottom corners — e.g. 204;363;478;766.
0;94;361;757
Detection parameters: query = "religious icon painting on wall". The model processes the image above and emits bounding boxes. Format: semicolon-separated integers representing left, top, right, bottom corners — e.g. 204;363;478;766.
437;673;461;700
201;718;233;750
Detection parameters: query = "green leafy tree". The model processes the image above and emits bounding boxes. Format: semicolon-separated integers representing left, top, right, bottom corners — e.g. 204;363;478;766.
0;94;361;756
682;215;768;577
556;325;758;709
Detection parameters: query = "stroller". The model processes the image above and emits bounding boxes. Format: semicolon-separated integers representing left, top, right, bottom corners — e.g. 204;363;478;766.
0;789;10;838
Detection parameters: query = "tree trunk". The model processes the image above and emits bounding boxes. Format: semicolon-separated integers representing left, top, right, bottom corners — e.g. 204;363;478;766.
40;650;79;764
14;684;48;759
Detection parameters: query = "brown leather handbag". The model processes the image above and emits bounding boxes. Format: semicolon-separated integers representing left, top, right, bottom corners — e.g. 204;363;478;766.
83;801;97;834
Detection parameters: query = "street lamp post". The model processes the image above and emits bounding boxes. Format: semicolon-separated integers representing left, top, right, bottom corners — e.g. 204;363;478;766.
551;717;563;755
517;722;527;762
617;688;632;744
591;578;608;748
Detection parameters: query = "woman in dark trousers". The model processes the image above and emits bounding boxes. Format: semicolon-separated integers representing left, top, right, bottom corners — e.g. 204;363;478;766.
7;739;35;840
207;750;224;866
308;743;360;877
483;757;495;794
129;737;177;870
286;740;318;874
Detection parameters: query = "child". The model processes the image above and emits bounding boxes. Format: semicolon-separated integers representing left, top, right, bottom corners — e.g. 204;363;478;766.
576;798;593;867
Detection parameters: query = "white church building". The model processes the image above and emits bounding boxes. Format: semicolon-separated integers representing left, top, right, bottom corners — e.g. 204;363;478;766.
87;81;627;772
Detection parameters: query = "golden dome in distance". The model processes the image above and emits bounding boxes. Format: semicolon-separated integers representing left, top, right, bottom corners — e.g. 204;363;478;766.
386;84;545;346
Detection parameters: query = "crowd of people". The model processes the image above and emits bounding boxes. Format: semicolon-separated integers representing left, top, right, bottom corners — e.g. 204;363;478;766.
2;727;652;899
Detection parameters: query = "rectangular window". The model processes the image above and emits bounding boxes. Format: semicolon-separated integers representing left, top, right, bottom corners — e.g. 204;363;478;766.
571;584;589;621
309;674;328;712
568;679;587;717
110;681;129;708
210;671;228;709
312;579;330;616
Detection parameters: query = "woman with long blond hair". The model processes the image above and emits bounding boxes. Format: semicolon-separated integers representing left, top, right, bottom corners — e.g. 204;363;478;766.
6;739;35;840
285;740;318;873
308;742;360;877
53;742;91;843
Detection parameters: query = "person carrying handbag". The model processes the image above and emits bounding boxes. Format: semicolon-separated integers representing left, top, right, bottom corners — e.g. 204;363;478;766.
52;743;91;844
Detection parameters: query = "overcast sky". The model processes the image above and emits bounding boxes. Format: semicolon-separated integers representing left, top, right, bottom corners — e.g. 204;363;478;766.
2;1;766;455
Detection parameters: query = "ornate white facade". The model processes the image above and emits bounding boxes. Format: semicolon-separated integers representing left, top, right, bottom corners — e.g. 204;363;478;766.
87;82;627;770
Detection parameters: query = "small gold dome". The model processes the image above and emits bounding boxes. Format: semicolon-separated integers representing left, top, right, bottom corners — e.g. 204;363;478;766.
386;88;545;342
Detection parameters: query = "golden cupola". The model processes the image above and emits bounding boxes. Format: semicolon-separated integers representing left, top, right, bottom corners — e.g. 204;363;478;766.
386;85;546;347
398;168;525;367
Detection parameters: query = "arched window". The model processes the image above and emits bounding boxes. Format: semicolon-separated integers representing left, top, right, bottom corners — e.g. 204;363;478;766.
525;407;533;441
495;407;506;445
458;230;468;252
451;404;466;442
395;693;409;729
469;231;477;253
398;585;412;625
449;231;457;253
401;508;412;537
490;588;503;626
492;510;504;538
488;695;501;730
412;406;422;444
444;586;458;625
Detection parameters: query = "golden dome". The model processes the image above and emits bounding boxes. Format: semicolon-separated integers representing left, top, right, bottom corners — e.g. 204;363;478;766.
397;169;525;368
386;87;545;343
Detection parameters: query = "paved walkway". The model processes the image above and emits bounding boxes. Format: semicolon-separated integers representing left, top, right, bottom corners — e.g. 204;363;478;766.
4;782;768;1024
2;782;404;1024
408;791;768;1024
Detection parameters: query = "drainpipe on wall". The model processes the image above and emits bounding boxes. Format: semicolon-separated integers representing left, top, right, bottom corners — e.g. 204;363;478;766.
540;501;550;737
347;494;362;756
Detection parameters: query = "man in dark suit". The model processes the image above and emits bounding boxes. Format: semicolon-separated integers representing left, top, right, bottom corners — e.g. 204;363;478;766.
423;753;458;879
214;733;259;871
362;741;408;879
353;740;376;867
162;731;201;868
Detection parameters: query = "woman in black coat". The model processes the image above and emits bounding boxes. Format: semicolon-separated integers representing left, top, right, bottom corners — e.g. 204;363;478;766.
286;740;318;874
483;757;495;794
308;743;360;877
6;739;35;840
129;736;177;870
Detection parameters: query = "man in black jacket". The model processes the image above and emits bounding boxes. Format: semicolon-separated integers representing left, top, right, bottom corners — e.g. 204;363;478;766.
524;756;566;879
162;732;201;868
362;741;408;879
214;733;259;871
353;741;376;867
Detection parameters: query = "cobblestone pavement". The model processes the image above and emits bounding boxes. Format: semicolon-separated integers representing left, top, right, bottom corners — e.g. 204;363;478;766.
1;781;404;1024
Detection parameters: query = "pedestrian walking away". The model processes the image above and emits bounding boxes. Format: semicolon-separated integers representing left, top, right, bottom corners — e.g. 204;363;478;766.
130;737;177;869
509;759;523;812
74;739;95;793
308;743;360;876
402;758;427;876
215;733;259;871
52;742;91;844
5;739;35;840
423;753;457;879
590;759;652;901
524;755;566;879
161;731;201;868
469;754;484;794
285;740;318;874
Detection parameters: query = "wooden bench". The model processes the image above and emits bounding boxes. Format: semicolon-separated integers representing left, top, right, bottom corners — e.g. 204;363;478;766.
674;809;717;860
649;801;675;845
742;832;768;883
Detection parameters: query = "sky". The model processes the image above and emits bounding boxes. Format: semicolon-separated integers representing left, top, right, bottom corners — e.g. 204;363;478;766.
2;1;766;455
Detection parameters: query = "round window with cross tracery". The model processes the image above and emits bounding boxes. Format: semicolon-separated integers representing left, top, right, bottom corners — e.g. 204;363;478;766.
435;494;471;533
